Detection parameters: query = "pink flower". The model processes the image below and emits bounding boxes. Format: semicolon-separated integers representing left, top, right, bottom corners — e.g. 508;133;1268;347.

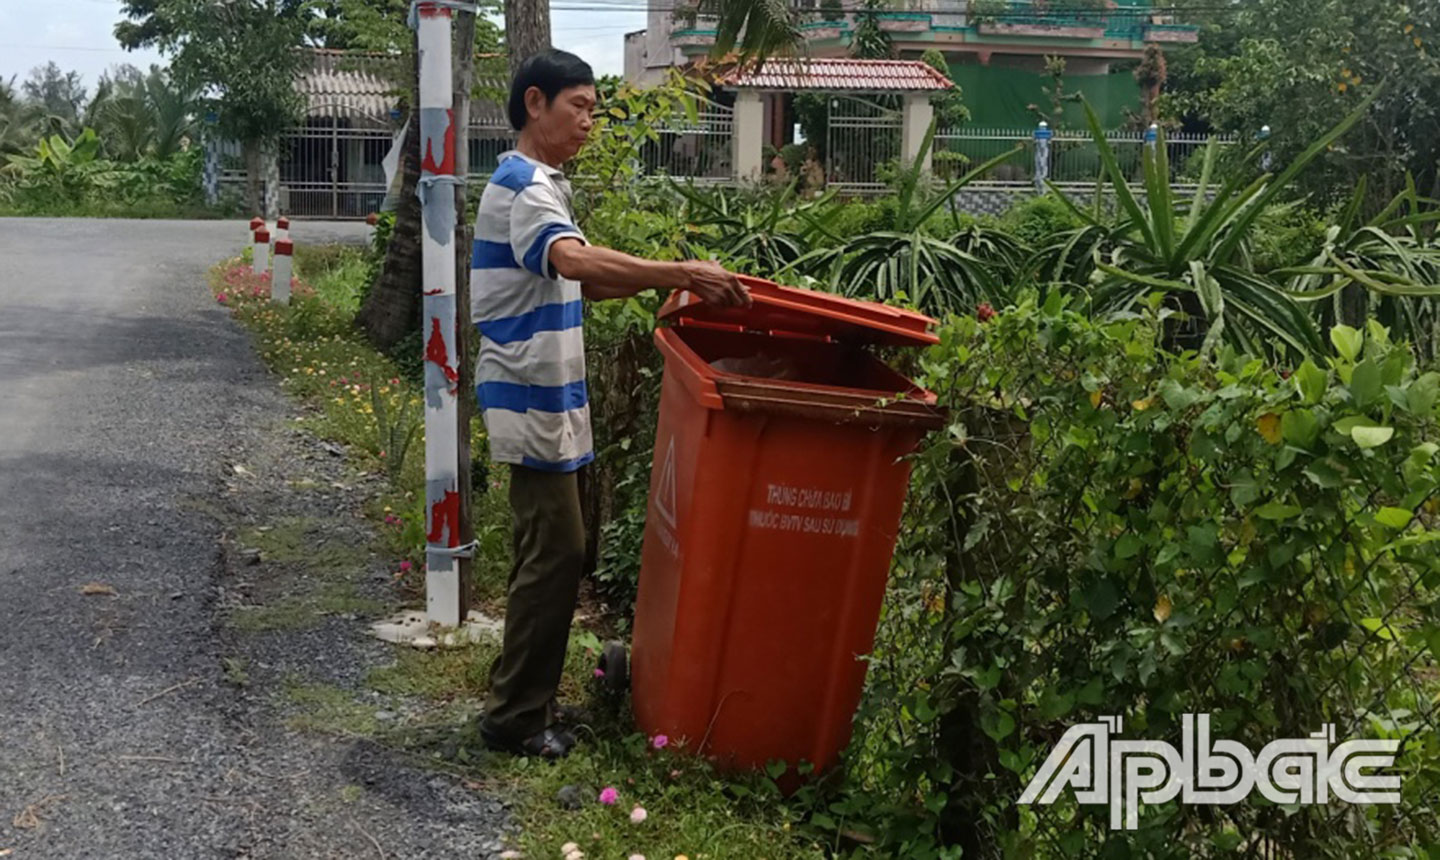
389;378;400;386
652;734;669;750
598;787;619;805
629;806;648;824
594;668;606;678
399;561;413;572
217;293;228;304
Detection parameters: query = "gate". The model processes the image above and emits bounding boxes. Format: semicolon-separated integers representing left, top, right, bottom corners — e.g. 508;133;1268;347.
638;95;734;182
279;105;397;219
825;95;903;194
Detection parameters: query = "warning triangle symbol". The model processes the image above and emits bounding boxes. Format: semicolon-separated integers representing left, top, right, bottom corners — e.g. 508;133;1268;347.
655;437;678;527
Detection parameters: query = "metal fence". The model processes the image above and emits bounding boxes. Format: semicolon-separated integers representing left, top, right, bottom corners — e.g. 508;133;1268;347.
216;101;731;217
826;95;905;193
935;126;1240;189
637;97;734;183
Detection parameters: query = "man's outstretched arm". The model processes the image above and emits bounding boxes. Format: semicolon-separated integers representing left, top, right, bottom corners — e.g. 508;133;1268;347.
549;239;751;307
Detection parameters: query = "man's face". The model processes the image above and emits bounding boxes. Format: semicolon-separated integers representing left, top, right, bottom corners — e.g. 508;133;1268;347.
526;83;596;163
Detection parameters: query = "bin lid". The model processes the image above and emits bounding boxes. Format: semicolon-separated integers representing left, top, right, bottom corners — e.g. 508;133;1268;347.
659;276;939;347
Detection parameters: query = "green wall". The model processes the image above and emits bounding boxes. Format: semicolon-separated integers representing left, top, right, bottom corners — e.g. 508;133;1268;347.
946;64;1140;128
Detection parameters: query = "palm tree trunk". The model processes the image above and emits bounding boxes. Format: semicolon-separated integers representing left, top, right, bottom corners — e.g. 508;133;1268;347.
356;32;424;350
504;0;551;77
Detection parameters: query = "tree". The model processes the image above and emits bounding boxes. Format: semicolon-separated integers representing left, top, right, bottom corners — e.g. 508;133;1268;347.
706;0;803;63
22;63;87;129
851;0;893;59
1132;44;1167;128
0;76;43;156
1167;0;1440;207
347;0;501;350
504;0;549;76
90;65;202;161
117;0;309;216
308;0;502;54
921;48;969;128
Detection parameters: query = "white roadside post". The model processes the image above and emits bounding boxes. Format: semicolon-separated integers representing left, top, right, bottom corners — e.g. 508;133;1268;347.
366;212;379;245
249;215;264;243
415;0;466;627
252;226;270;276
272;238;294;305
276;216;290;241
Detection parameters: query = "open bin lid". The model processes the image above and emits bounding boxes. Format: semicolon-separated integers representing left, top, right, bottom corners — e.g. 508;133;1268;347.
658;275;939;347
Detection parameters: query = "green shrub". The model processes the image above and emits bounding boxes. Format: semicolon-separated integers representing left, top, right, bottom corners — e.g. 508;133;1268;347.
998;192;1087;246
1;129;207;216
1247;201;1330;272
843;293;1440;856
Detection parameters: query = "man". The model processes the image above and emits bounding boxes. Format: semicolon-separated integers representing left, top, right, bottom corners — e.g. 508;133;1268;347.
471;49;750;759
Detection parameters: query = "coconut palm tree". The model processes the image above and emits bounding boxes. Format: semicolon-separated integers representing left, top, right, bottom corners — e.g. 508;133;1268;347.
704;0;804;61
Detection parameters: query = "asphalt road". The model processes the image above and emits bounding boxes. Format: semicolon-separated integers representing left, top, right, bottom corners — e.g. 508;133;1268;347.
0;219;503;859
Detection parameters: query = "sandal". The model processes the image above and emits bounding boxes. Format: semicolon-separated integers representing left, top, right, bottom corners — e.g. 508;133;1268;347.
481;723;577;759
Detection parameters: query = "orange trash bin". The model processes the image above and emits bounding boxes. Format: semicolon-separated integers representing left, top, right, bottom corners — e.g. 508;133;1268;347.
630;276;946;781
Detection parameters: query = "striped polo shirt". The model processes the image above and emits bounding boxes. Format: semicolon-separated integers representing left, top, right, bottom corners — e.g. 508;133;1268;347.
469;151;592;472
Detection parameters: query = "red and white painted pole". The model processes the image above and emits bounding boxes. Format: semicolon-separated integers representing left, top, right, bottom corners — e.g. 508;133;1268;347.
272;238;294;305
366;212;379;245
416;1;464;627
252;226;271;277
276;216;290;242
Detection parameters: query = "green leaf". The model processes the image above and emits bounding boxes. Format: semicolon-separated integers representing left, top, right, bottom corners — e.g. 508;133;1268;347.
1084;577;1121;620
1351;425;1395;448
1331;325;1364;362
1256;501;1303;520
1409;372;1440;416
1160;379;1201;411
810;813;837;831
974;664;1002;690
1115;534;1144;560
981;708;1016;742
1281;409;1320;447
1375;507;1414;529
1304;460;1345;489
1349;359;1383;409
1294;360;1328;404
765;759;788;780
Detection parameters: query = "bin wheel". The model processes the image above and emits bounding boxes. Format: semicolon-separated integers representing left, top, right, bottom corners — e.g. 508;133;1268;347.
597;640;628;695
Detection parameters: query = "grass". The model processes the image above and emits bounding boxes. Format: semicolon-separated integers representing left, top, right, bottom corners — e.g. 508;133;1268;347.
210;244;834;859
282;678;382;736
226;515;385;632
0;194;238;219
237;516;373;573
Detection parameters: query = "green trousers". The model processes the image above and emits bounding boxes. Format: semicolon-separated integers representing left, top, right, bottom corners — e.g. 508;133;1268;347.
482;464;586;740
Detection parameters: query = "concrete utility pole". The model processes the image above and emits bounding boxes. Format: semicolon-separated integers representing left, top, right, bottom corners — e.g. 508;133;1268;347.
416;0;466;627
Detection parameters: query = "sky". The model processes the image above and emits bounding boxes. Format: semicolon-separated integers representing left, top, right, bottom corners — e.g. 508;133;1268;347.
0;0;646;96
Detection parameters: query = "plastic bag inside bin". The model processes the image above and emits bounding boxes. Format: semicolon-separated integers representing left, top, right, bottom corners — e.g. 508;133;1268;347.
708;351;805;381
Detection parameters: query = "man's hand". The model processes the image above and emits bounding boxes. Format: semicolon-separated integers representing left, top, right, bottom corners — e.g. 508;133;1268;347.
680;260;751;308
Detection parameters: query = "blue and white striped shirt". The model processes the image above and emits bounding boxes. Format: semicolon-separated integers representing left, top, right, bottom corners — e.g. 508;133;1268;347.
470;151;592;473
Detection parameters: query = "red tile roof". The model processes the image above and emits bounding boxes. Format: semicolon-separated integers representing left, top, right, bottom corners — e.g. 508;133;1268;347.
716;58;954;92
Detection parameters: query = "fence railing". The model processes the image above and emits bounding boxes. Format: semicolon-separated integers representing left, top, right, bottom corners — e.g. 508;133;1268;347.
935;126;1240;188
637;103;734;183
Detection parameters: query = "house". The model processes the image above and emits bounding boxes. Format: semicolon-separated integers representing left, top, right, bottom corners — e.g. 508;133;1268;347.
216;49;513;219
623;0;1197;128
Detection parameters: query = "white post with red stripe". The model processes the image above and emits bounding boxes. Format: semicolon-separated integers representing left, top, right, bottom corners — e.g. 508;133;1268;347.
252;226;271;276
272;238;293;305
416;1;464;627
276;216;290;241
